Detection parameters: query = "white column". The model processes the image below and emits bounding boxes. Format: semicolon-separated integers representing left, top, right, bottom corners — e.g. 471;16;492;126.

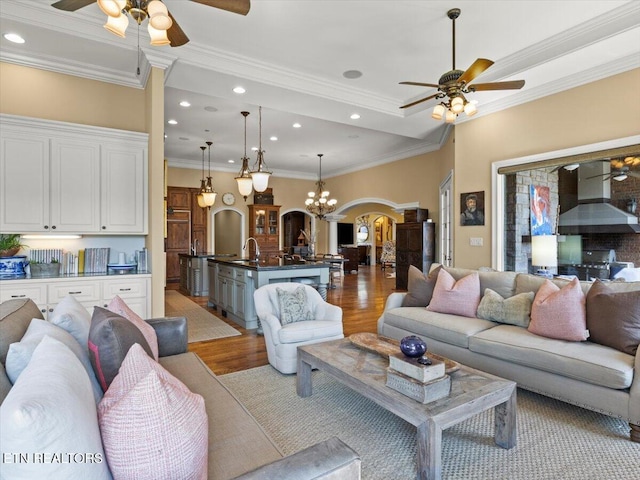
328;220;338;254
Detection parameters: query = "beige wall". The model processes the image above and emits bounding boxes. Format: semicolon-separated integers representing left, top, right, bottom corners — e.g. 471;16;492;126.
454;68;640;268
0;63;146;132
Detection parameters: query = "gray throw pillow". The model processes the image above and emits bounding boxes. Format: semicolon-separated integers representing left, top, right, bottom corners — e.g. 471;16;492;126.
0;298;43;365
402;265;442;307
276;286;315;325
476;288;534;327
88;307;153;392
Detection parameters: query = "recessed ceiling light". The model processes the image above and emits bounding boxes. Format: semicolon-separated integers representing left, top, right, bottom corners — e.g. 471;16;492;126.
251;146;258;151
167;119;177;125
233;86;246;94
270;136;278;141
348;135;359;139
343;70;362;79
292;123;302;128
350;113;361;120
228;159;235;164
4;33;25;44
179;101;191;107
204;106;218;112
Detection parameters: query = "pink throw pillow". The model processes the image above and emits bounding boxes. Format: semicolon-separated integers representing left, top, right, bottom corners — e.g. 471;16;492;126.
107;296;159;360
427;269;481;318
98;344;208;480
528;278;588;341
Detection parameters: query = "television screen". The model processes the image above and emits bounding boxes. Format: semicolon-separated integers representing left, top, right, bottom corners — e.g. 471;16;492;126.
337;223;354;245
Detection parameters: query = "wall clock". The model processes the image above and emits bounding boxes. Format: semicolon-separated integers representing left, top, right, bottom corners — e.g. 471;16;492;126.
222;192;236;206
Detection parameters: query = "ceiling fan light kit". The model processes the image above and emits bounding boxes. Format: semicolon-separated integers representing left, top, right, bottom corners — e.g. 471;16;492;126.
401;7;525;123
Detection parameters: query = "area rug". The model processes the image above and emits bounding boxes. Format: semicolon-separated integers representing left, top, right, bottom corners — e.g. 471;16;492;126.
165;290;241;343
220;366;638;480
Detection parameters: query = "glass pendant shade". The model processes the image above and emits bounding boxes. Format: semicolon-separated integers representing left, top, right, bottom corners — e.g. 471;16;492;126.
147;1;172;30
251;171;270;193
104;12;129;37
196;193;207;208
464;101;477;116
98;0;126;17
444;110;456;124
236;176;253;197
148;24;170;45
450;96;464;113
202;191;217;207
432;104;445;120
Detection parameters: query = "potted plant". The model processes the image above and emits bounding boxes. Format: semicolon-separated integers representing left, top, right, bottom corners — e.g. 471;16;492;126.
0;234;28;277
29;258;61;278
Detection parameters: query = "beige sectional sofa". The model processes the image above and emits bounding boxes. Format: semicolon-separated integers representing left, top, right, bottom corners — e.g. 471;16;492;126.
0;298;361;479
377;266;640;442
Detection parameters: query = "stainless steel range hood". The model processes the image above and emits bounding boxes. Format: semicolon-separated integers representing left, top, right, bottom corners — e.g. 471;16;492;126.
559;162;640;234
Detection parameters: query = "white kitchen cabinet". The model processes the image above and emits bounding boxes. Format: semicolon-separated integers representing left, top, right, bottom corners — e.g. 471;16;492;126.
0;114;148;234
0;274;151;320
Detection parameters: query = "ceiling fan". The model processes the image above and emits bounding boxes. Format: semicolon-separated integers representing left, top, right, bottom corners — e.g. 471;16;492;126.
51;0;250;47
587;157;640;182
399;8;525;122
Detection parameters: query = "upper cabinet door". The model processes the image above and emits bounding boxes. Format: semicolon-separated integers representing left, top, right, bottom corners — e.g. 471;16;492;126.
100;143;147;234
50;139;101;232
0;132;50;232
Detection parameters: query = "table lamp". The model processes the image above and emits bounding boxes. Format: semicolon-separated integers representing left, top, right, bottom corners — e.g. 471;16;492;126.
532;235;557;278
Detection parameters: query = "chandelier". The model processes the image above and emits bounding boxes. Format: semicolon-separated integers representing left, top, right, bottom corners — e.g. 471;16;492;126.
305;154;337;220
98;0;172;46
250;106;272;193
235;111;253;201
431;95;477;123
196;141;216;208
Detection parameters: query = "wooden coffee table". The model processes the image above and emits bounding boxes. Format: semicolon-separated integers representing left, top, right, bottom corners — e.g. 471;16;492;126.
297;338;517;480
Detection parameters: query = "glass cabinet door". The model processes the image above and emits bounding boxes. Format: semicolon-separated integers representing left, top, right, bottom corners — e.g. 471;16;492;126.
255;209;265;234
268;209;278;235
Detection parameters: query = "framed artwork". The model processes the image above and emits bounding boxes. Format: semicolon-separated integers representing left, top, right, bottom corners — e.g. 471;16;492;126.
530;185;552;235
460;191;485;226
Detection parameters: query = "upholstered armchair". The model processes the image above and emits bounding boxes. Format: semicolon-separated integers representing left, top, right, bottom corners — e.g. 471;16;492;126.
253;283;344;374
380;240;396;270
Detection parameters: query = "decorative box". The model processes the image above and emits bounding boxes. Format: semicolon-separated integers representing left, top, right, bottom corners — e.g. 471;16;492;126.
388;353;445;383
403;208;429;223
386;369;451;404
253;188;274;205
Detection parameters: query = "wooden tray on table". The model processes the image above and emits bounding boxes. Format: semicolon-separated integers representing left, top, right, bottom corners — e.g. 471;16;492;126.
349;332;460;374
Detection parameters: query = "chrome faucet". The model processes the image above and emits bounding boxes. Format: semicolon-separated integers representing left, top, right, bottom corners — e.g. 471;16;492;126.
191;239;199;255
243;237;260;260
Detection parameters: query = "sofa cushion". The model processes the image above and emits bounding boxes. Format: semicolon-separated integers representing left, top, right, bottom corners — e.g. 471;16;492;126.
528;278;588;341
476;289;534;327
401;265;441;307
278;320;343;344
88;306;153;391
586;279;640;356
48;295;91;354
5;318;103;403
159;352;283;479
469;324;634;390
276;286;315;325
107;295;159;360
445;267;517;299
384;307;497;348
0;336;111;480
428;269;481;318
99;344;208;480
0;298;43;365
515;273;592;296
0;362;12;405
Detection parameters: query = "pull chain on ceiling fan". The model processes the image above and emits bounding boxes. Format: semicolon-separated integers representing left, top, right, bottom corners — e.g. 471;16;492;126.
399;7;525;123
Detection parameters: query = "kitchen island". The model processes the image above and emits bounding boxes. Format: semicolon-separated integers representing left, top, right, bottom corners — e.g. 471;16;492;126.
178;253;236;297
207;257;330;330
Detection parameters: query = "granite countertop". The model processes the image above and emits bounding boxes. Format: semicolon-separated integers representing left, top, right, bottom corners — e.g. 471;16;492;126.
208;256;330;271
178;253;237;259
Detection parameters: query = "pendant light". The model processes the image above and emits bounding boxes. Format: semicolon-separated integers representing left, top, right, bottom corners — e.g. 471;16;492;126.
305;154;337;220
235;111;253;201
201;141;217;208
250;106;272;193
196;145;208;208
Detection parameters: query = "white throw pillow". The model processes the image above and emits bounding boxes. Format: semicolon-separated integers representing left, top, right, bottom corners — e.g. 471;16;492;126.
48;295;92;352
5;318;103;403
0;336;111;480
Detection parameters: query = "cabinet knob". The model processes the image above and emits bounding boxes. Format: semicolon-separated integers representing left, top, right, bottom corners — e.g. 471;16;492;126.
48;308;54;312
44;225;49;229
51;225;57;230
102;226;106;230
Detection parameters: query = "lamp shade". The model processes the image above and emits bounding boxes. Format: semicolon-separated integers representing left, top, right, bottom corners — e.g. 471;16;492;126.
148;24;171;46
148;1;172;30
251;171;270;193
236;176;253;197
104;12;128;37
432;104;445;120
98;0;125;17
451;96;464;113
532;235;558;268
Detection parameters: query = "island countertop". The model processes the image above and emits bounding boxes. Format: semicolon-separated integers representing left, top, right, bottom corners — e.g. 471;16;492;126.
178;252;237;259
207;256;330;271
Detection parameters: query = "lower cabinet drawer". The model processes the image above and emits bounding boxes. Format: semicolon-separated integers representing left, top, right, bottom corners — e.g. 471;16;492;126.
103;278;148;299
48;281;101;303
0;283;47;304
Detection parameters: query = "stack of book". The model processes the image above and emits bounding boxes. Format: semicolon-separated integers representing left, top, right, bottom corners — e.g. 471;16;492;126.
386;353;451;404
83;247;110;273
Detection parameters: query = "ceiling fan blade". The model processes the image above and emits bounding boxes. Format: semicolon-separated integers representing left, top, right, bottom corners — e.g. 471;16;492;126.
190;0;251;15
51;0;95;11
457;58;494;85
585;173;610;180
400;93;439;109
469;80;526;91
399;81;441;88
167;11;190;47
628;171;640;179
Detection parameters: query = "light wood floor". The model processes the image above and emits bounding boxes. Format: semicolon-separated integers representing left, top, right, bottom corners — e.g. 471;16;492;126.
167;265;399;375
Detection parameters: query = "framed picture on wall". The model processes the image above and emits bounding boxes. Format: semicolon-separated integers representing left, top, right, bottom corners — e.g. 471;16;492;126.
530;185;552;235
460;191;485;226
